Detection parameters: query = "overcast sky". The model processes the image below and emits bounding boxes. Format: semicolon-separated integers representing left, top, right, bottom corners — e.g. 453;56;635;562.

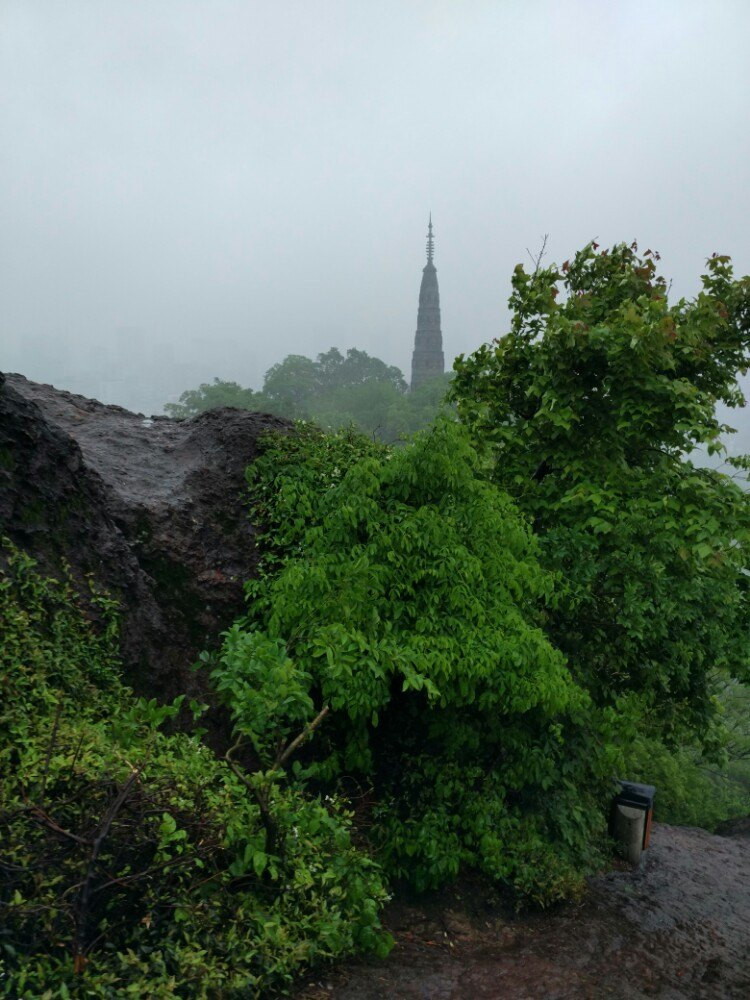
2;1;749;417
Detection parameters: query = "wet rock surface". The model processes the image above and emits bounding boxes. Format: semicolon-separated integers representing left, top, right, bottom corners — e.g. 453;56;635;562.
0;372;290;705
299;824;750;999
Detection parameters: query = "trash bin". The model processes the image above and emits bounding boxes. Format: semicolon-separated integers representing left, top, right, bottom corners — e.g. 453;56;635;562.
609;780;655;865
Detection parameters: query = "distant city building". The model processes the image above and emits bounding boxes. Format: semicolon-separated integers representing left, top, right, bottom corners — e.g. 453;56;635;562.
410;215;445;390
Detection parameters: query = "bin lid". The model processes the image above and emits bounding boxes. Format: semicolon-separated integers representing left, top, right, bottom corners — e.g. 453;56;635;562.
616;780;656;809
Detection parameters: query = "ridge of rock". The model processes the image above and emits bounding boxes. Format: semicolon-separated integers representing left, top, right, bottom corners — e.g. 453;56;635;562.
0;372;291;707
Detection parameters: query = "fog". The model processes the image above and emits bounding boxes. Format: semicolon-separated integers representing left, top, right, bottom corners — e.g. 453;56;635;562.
1;1;749;431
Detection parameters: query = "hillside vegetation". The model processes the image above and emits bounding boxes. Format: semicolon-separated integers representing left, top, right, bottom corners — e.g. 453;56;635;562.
165;347;453;444
2;243;750;997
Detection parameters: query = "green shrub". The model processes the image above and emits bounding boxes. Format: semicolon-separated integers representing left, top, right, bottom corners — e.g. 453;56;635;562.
0;542;389;997
212;420;617;907
624;738;748;830
620;680;750;830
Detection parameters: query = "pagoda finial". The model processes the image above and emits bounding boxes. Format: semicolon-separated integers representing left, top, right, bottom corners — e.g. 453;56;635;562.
426;213;434;264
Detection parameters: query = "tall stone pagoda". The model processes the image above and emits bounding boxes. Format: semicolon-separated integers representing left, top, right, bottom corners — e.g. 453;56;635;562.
410;215;444;390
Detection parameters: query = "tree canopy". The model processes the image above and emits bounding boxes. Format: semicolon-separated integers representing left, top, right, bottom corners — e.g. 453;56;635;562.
452;243;750;743
213;420;614;901
165;348;453;443
163;377;263;415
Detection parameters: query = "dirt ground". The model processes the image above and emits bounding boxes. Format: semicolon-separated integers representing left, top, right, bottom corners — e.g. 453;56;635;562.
297;823;750;1000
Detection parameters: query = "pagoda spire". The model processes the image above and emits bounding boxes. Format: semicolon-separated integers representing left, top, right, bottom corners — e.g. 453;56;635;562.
410;215;445;391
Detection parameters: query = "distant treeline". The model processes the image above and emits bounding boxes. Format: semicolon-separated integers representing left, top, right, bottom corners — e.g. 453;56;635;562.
165;347;453;442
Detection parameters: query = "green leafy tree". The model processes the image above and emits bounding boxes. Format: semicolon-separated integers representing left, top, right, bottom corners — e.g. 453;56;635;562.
302;347;411;439
381;371;455;441
313;346;406;392
213;421;616;903
452;243;750;743
164;377;265;418
261;354;321;417
308;380;402;438
164;348;450;442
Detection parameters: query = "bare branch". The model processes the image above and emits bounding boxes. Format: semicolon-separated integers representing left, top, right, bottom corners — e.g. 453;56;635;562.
225;733;248;763
276;705;330;769
74;769;140;970
30;806;92;848
69;731;86;776
39;701;63;808
526;234;549;275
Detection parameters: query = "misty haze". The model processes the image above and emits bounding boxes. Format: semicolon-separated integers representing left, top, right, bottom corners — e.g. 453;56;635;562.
2;5;749;437
3;3;750;997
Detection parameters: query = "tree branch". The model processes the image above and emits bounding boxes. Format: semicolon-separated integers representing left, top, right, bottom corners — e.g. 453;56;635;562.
30;806;92;847
38;700;63;808
276;705;330;769
224;705;330;862
74;769;140;972
526;233;549;275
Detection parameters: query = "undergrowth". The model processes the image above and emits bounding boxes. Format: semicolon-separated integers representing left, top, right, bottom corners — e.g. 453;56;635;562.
0;541;389;998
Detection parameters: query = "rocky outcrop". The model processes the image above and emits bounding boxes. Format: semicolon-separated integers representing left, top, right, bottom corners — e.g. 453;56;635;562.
0;372;291;706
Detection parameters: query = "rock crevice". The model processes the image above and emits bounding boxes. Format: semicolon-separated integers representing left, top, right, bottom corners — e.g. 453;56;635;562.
0;372;290;701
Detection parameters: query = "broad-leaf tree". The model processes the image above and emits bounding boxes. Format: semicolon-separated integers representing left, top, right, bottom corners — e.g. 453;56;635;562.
164;377;264;417
213;421;613;902
165;347;451;442
452;243;750;743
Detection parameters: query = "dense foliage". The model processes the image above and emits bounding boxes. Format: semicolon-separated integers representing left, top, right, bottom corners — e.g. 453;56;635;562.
7;241;750;995
452;243;750;745
623;671;750;830
213;421;620;905
0;543;389;997
165;347;453;443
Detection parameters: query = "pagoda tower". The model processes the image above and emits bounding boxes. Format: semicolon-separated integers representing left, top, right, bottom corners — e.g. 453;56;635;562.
410;215;444;390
